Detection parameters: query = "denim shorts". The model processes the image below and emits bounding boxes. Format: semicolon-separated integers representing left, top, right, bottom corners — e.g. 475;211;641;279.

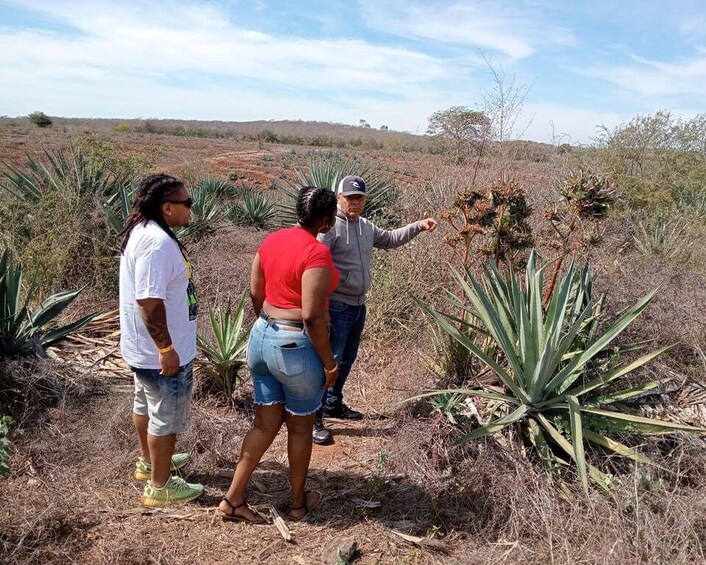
132;361;193;436
247;317;324;416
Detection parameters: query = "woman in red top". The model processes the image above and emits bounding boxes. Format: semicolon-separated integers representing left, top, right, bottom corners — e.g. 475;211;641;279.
218;187;339;524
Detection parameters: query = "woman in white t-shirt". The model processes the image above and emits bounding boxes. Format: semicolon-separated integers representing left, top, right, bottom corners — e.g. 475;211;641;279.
119;173;203;507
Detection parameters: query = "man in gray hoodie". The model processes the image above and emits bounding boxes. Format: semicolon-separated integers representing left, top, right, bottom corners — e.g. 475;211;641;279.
314;175;437;444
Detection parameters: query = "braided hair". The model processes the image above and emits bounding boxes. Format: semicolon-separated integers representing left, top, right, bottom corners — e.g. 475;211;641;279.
120;173;186;254
296;186;337;229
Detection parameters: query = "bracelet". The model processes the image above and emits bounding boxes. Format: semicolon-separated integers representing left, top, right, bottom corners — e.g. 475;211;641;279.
159;344;174;354
323;364;338;376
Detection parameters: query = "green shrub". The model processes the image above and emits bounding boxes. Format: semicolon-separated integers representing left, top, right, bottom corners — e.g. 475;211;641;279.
28;111;52;128
0;146;136;292
195;294;249;404
114;123;131;133
277;152;399;226
595;111;706;212
416;251;704;492
0;249;97;358
227;192;277;230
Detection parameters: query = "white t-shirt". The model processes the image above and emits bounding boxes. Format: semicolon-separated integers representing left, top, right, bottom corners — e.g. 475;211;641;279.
119;220;198;369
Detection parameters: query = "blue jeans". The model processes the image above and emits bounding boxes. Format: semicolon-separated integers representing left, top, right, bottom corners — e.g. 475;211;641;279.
248;317;325;416
321;300;366;410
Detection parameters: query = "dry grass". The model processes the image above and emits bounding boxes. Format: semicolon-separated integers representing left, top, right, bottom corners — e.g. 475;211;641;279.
2;123;706;564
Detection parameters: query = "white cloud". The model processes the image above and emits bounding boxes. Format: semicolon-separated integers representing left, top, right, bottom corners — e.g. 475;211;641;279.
0;1;462;131
0;1;448;92
360;0;577;60
583;50;706;99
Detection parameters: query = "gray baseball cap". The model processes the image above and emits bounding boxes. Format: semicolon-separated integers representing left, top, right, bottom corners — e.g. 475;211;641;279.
337;175;367;196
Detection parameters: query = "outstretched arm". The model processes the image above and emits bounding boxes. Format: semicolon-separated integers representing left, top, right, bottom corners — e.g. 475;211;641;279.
372;217;437;249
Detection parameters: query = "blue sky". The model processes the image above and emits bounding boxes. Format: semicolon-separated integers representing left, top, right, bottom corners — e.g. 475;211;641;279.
1;0;704;143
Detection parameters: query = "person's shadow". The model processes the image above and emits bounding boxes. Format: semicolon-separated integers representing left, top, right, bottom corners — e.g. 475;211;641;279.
187;457;498;538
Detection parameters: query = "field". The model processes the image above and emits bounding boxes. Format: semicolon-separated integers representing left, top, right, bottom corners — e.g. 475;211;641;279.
1;116;705;565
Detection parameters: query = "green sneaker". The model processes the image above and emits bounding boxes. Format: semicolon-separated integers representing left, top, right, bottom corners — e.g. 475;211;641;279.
133;452;191;481
141;476;204;507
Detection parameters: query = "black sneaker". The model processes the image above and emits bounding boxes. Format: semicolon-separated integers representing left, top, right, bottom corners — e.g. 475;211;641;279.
323;403;363;421
312;416;333;445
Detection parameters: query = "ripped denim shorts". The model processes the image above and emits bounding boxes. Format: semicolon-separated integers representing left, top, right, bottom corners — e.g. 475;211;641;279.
247;316;324;416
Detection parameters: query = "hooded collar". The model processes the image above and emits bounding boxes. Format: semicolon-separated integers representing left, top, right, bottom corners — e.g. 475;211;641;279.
337;206;363;244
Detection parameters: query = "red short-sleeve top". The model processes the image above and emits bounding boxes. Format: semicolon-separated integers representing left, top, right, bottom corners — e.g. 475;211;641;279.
258;227;340;309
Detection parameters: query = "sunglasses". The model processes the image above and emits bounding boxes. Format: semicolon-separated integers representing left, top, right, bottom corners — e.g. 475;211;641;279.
165;197;193;209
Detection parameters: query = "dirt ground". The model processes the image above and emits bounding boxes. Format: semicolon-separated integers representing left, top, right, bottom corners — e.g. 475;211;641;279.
1;334;487;564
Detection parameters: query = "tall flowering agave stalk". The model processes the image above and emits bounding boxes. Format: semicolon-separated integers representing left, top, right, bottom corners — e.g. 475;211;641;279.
543;169;617;304
416;251;703;493
441;178;533;270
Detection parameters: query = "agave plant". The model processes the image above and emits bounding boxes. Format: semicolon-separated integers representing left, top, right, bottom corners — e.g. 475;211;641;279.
195;294;249;402
0;147;128;203
104;182;138;234
416;251;703;492
227;192;277;230
429;392;468;425
176;183;227;239
632;215;694;261
560;169;617;220
277;152;399;226
195;177;238;198
0;250;97;357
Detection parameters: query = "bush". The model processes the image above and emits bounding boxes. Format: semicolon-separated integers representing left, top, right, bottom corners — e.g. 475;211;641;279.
0;146;137;292
195;294;249;404
0;249;97;358
277;151;400;226
594;111;706;212
28;111;52;128
227;192;277;230
417;252;704;492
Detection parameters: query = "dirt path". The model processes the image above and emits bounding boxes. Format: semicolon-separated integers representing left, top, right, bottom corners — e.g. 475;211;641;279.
1;374;469;564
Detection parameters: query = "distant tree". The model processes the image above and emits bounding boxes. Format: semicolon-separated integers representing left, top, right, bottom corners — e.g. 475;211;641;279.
380;125;389;132
28;111;52;128
359;119;369;128
427;106;489;162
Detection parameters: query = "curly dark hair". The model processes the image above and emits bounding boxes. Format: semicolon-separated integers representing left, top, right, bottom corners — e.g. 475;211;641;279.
296;186;337;229
120;173;186;253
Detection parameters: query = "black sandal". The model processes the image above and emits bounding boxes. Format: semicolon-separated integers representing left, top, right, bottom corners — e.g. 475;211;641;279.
218;497;268;525
289;490;322;522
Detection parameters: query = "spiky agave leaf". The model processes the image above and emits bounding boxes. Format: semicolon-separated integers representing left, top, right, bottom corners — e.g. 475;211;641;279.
277;152;399;226
176;184;227;239
0;249;98;357
228;192;277;230
195;293;249;402
415;250;704;492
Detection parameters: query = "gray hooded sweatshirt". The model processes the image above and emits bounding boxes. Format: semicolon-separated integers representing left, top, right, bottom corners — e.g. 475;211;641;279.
319;209;422;305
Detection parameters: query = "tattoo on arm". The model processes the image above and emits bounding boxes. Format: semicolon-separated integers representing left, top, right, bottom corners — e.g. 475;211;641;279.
140;300;172;349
